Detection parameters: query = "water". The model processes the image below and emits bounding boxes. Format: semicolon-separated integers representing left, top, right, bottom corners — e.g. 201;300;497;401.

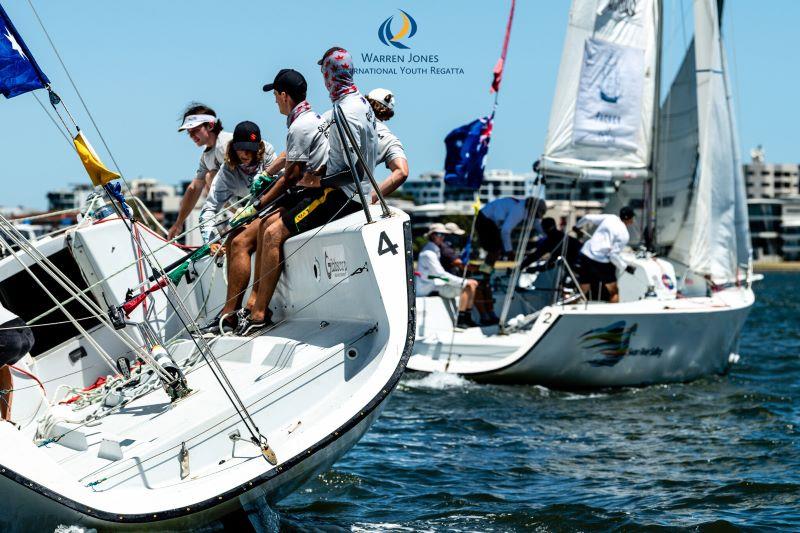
276;274;799;530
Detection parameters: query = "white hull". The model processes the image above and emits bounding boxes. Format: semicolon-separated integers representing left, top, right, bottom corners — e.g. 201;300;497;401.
409;286;753;388
0;206;415;530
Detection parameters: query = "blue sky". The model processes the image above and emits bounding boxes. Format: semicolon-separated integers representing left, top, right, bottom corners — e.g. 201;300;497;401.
1;0;797;209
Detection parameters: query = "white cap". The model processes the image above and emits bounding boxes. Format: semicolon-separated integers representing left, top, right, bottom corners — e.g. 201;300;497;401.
444;222;465;236
367;88;395;110
427;222;449;236
178;113;217;132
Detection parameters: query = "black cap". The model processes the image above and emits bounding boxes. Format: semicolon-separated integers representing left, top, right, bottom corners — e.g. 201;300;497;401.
232;121;261;152
620;206;635;221
262;69;307;101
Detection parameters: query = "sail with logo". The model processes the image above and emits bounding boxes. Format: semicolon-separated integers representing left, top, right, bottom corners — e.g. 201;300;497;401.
540;0;659;181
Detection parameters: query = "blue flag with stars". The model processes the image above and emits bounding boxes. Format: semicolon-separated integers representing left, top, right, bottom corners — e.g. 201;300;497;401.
0;3;48;98
443;114;494;190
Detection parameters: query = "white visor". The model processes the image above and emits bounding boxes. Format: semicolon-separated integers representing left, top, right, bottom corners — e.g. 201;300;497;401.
178;113;216;132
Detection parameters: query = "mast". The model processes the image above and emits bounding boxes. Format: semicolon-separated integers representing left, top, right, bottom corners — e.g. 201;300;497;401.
646;0;664;250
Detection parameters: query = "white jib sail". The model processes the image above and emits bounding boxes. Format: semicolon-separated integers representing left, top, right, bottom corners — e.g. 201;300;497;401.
669;0;746;282
542;0;659;174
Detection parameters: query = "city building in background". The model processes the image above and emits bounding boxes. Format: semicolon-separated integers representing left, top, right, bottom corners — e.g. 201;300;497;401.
743;146;800;261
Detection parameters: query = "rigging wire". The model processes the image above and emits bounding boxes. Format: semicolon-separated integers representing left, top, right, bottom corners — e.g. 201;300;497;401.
30;91;72;148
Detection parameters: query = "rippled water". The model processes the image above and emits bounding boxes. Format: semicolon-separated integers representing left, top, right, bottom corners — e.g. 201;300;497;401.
267;274;799;531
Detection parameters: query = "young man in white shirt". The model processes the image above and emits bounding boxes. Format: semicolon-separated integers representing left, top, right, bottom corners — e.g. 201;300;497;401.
366;88;409;203
169;104;232;241
574;206;636;303
416;223;479;328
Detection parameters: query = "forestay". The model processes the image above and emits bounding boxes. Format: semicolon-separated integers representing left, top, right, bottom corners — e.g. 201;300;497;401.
542;0;659;179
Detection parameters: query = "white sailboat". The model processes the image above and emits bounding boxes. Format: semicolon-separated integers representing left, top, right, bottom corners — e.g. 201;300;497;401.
0;7;414;527
409;0;754;387
0;203;414;530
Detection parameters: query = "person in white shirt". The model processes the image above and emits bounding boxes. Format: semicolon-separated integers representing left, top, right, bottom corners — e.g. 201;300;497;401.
477;197;546;267
169;104;232;241
0;303;34;421
574;206;636;303
366;88;409;203
416;223;479;329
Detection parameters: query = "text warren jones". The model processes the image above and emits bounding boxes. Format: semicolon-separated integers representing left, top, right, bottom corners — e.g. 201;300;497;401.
356;52;465;76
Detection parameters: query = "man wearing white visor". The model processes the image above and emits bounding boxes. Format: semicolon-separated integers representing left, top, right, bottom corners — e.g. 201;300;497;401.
168;103;233;241
366;88;409;203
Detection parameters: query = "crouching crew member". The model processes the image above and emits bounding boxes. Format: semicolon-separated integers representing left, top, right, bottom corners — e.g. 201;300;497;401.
574;206;636;303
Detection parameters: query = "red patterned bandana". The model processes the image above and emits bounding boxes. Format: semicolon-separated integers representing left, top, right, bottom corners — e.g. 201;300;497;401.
287;100;312;127
322;48;358;102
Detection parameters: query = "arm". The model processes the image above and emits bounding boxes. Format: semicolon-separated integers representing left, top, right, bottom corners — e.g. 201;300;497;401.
266;151;286;176
575;213;608;228
198;168;232;243
168;178;205;240
500;206;527;253
256;160;305;208
371;157;409;204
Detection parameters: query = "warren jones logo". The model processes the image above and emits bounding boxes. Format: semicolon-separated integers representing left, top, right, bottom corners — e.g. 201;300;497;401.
359;9;464;77
378;9;417;49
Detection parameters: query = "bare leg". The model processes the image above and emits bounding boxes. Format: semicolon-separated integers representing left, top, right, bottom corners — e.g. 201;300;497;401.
250;212;291;323
459;279;478;311
606;282;620;303
0;365;12;421
580;283;592;300
221;224;259;317
245;212;283;311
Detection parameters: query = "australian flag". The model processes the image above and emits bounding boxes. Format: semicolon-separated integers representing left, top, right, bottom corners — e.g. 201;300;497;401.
0;3;48;98
443;114;494;190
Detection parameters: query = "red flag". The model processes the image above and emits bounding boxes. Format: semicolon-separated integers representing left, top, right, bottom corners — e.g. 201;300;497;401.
490;0;516;94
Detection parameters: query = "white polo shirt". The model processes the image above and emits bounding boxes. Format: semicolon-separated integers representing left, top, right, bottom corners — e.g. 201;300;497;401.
576;214;630;269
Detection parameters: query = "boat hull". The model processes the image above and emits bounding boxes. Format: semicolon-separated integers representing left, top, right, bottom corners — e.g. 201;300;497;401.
409;287;753;388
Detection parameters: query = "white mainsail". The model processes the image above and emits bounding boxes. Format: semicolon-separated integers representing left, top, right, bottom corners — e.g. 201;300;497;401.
668;0;749;281
542;0;660;179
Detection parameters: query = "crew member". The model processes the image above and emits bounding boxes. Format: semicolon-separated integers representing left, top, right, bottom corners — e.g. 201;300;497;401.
476;197;547;268
168;104;232;241
242;47;377;335
574;206;636;303
366;88;408;203
231;69;331;336
0;303;34;422
196;121;280;335
520;217;580;271
416;223;479;329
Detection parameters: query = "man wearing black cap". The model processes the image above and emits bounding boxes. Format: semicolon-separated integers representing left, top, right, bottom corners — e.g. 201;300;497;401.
573;206;636;303
242;47;375;332
230;69;331;335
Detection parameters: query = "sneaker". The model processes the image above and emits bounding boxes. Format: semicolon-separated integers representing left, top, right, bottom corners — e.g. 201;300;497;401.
197;312;236;337
234;316;272;337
